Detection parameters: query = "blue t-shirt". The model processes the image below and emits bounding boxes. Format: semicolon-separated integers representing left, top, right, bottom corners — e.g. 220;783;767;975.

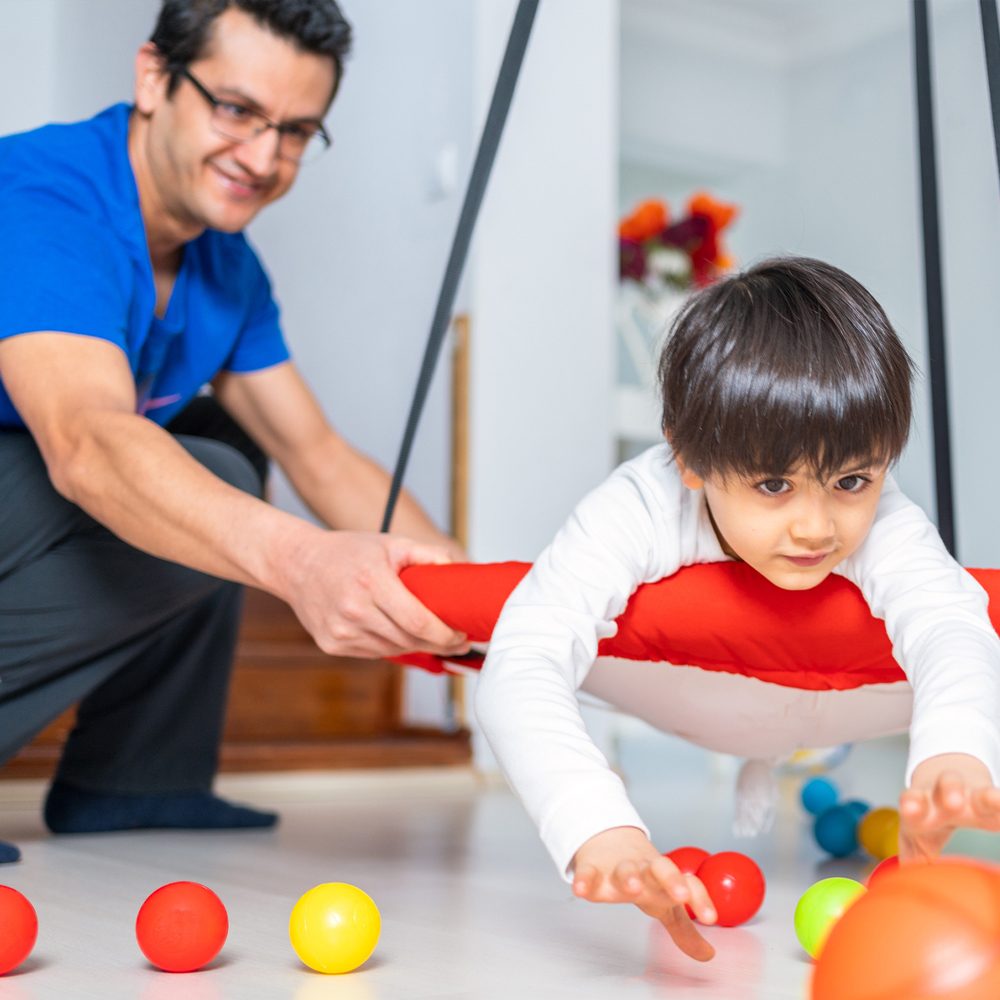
0;103;290;428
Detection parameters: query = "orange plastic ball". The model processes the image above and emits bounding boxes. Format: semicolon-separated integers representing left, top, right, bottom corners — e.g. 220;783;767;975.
811;859;1000;1000
0;885;37;975
135;881;228;973
866;854;899;889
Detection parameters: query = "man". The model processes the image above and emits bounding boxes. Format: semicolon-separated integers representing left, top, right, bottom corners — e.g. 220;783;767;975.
0;0;468;864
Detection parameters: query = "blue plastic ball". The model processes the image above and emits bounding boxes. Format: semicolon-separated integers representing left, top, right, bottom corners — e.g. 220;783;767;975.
813;804;859;857
801;777;839;816
843;799;870;821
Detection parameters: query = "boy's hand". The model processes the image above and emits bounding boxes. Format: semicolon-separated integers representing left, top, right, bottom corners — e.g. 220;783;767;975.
899;753;1000;861
571;826;717;962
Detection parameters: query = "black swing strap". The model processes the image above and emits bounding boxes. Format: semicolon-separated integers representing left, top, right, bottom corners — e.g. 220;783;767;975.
912;0;957;554
981;0;1000;193
381;0;540;532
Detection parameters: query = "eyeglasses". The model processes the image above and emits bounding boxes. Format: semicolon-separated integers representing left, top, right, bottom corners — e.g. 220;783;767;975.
176;67;331;164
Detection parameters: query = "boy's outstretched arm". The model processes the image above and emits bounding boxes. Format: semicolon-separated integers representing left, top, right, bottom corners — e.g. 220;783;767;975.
572;827;717;962
899;752;1000;861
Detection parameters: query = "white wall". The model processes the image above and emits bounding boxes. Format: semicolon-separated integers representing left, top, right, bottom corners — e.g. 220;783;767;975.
464;0;619;765
931;0;1000;565
467;0;619;563
251;1;477;534
0;1;59;136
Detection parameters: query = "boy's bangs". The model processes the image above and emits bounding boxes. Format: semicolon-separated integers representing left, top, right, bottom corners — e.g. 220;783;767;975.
709;369;903;480
670;343;910;481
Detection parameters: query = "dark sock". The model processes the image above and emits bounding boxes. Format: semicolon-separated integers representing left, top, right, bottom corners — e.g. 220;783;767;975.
0;840;21;863
43;779;278;834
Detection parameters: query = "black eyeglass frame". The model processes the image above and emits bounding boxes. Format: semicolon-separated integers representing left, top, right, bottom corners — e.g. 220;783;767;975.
174;66;332;163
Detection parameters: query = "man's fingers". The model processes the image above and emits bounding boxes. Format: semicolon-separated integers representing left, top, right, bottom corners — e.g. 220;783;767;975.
389;537;458;569
372;575;468;654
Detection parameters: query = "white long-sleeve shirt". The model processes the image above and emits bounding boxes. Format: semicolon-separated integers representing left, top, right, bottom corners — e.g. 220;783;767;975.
475;444;1000;877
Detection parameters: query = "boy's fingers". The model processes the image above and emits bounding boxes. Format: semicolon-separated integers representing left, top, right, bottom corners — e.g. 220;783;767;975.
660;904;716;963
683;874;717;924
971;787;1000;823
932;772;966;814
611;860;644;897
649;856;690;903
900;790;930;823
572;865;599;899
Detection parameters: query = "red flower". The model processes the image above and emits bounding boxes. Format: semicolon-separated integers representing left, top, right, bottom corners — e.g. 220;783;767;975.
618;199;668;242
685;191;739;286
686;191;739;232
617;193;740;286
619;238;647;281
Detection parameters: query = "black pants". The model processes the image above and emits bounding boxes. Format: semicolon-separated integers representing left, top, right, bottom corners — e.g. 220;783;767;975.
0;428;261;794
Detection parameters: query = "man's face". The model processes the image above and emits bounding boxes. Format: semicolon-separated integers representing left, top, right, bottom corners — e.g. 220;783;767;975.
138;8;336;235
677;457;888;591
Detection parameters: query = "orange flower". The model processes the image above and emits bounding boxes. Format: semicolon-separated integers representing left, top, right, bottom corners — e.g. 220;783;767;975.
686;191;738;232
618;198;669;242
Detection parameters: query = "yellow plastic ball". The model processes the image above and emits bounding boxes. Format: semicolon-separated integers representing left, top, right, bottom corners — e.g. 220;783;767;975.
289;883;381;974
857;806;899;860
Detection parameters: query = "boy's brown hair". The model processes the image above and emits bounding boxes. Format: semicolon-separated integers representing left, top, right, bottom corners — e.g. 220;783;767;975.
659;256;915;480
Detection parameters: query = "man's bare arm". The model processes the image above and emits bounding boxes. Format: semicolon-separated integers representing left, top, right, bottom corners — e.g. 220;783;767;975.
213;362;464;555
0;333;467;657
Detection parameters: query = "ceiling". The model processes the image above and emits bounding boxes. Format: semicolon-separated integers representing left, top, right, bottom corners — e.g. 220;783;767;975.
620;0;961;67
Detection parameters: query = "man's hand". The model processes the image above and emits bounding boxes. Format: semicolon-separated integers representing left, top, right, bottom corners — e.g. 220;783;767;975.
282;530;470;659
899;753;1000;861
571;827;717;962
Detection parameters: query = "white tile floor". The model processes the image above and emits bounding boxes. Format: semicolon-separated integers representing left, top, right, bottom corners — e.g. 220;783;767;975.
0;732;996;999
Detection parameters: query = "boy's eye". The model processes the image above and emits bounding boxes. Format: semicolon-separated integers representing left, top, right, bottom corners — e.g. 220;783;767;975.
836;475;870;493
757;478;790;496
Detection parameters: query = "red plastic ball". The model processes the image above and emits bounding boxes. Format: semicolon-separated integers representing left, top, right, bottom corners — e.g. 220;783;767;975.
0;886;37;975
866;854;899;889
664;846;710;875
812;858;1000;1000
135;881;228;973
695;851;766;927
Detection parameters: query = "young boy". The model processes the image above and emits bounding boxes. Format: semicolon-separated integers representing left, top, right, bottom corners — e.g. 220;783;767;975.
475;257;1000;962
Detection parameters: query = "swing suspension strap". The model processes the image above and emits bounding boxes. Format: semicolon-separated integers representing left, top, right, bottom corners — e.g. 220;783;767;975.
981;0;1000;194
381;0;540;533
912;0;957;555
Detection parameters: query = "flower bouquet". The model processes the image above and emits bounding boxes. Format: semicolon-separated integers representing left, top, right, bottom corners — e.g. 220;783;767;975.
618;191;739;290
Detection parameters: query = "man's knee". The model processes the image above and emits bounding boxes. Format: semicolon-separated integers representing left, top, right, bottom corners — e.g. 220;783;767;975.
177;436;264;500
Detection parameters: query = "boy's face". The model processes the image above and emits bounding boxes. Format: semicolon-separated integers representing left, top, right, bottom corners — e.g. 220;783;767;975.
676;457;888;591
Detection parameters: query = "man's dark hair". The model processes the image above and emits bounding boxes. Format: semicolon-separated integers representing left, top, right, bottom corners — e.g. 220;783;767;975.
150;0;352;99
658;256;915;481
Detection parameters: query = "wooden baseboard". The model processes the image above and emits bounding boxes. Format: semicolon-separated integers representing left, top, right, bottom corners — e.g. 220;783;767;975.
0;727;472;779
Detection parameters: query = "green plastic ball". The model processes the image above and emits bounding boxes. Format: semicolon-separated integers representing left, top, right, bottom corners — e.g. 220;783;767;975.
793;877;867;958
